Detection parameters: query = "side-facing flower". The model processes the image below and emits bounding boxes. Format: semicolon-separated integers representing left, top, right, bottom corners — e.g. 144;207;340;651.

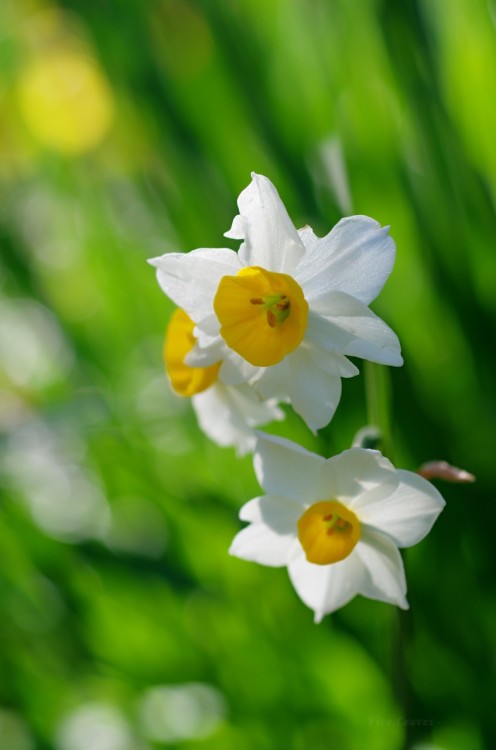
230;433;445;622
164;308;284;456
150;173;403;431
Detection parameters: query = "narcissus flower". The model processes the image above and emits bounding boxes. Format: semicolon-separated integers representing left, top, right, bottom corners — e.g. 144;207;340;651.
150;173;402;430
230;433;445;622
164;308;283;455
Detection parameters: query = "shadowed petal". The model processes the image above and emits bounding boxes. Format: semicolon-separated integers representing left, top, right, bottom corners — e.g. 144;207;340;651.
355;528;408;608
253;433;324;503
285;346;343;431
288;552;367;622
229;523;299;567
305;344;359;378
192;383;283;456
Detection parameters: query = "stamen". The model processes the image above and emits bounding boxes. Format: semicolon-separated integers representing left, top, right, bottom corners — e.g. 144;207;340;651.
276;297;289;310
251;292;292;327
267;310;276;327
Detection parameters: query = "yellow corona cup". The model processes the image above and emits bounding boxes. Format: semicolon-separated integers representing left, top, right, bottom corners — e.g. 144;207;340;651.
297;500;361;565
214;266;308;367
164;309;220;397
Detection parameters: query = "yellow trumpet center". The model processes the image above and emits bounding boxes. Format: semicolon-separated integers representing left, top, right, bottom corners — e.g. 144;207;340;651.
164;308;220;397
297;500;361;565
213;266;309;367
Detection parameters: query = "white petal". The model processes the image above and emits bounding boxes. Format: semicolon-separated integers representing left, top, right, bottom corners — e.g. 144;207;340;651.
296;215;396;305
253;433;324;504
306;291;403;366
239;495;302;528
355;528;408;608
224;384;284;428
354;470;446;547
317;448;398;506
229;524;299;567
149;248;241;323
285;346;343;431
185;337;225;368
226;173;305;274
252;359;291;402
187;334;261;386
304;340;359;378
297;225;320;250
194;313;220;340
192;386;252;455
224;213;245;240
218;351;261;386
288;552;366;622
192;383;283;456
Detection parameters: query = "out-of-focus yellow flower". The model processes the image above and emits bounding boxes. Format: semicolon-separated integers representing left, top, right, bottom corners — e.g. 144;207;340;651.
17;49;114;155
164;308;221;397
163;307;284;456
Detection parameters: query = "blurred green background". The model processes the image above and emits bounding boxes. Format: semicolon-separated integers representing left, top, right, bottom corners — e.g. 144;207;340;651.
1;0;495;748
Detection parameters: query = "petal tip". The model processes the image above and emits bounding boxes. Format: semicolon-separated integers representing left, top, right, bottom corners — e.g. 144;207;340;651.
228;539;241;558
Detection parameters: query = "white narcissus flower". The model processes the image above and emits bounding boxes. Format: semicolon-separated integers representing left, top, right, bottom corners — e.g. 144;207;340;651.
164;308;284;456
230;433;445;622
150;173;403;431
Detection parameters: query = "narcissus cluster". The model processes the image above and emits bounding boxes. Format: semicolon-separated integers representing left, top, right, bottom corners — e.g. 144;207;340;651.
150;173;445;621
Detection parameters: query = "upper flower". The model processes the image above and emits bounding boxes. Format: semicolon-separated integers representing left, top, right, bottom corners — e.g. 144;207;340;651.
229;433;445;622
164;308;283;455
150;173;403;431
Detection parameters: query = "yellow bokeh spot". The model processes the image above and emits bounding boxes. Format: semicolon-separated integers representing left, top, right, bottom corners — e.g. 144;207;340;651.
213;266;308;367
297;500;361;565
17;49;114;155
164;308;220;397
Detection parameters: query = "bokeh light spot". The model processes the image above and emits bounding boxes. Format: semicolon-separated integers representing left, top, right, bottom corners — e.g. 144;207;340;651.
55;704;135;750
138;683;227;743
18;49;114;155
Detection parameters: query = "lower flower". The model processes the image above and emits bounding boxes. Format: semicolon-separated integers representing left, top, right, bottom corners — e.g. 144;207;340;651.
229;433;445;621
164;308;284;455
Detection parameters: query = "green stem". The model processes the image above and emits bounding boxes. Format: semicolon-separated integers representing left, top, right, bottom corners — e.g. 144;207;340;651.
364;363;413;748
364;361;394;462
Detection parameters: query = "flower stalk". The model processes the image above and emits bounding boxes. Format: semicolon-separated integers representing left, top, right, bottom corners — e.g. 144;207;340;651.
364;360;394;462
